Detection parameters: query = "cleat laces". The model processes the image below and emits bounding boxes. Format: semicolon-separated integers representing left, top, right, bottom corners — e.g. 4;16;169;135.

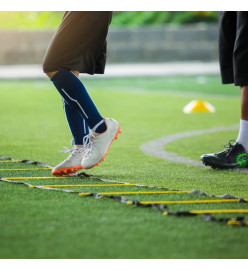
60;140;87;161
220;140;237;157
82;134;95;159
60;139;75;154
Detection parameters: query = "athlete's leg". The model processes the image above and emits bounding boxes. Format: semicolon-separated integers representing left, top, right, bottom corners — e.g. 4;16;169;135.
45;69;107;135
48;69;121;170
63;98;89;146
46;70;79;79
49;71;90;175
236;86;248;153
47;70;89;146
50;70;89;146
201;12;248;169
46;69;121;173
241;86;248;121
232;11;248;153
43;12;120;173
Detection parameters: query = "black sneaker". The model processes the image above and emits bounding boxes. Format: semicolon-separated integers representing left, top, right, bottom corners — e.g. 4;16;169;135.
200;141;248;169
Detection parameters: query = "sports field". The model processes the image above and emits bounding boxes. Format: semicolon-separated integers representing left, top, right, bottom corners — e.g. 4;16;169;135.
0;75;248;259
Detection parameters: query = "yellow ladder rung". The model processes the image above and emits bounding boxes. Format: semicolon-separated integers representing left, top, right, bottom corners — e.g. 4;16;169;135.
163;209;248;216
0;168;51;171
0;160;21;163
5;176;71;180
79;191;189;196
4;175;92;180
227;220;248;226
127;199;244;205
29;184;137;188
191;209;248;214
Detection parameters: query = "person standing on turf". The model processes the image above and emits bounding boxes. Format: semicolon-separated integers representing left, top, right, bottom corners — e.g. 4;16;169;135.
42;11;121;176
201;11;248;169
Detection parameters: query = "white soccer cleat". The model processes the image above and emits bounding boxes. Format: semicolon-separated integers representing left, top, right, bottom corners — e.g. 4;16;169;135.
52;140;87;176
81;118;121;169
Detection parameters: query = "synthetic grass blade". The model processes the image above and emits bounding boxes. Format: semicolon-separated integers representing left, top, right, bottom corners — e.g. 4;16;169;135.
79;191;189;196
127;198;248;205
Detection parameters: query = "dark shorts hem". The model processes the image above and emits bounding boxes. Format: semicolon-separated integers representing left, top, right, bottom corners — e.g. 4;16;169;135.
42;65;105;75
234;80;248;87
222;80;235;85
222;79;248;86
221;73;234;85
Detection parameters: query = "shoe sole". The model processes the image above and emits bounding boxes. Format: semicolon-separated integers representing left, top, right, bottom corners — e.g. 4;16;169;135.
202;160;237;169
82;124;121;170
52;165;83;176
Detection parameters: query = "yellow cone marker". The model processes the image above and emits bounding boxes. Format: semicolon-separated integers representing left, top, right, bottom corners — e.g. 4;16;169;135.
183;100;215;113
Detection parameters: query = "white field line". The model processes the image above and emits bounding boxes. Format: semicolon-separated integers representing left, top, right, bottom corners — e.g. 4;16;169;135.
140;125;248;174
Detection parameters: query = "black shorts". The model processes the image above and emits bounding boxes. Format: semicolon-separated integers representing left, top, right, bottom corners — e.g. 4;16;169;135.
42;11;112;75
219;11;248;86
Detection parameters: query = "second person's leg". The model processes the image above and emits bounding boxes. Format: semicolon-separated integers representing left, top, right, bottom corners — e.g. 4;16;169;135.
201;12;248;169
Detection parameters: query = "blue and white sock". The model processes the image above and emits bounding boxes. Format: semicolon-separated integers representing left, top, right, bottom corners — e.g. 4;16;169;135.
51;69;107;134
63;99;89;145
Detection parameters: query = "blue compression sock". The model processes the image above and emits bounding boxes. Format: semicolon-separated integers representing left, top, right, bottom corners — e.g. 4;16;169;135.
51;69;106;133
63;99;89;145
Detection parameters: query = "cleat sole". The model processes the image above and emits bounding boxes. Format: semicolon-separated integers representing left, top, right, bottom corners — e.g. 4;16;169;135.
202;160;232;170
52;165;82;176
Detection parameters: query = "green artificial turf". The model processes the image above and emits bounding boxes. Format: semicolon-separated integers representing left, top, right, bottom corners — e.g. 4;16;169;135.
0;76;248;259
165;130;239;161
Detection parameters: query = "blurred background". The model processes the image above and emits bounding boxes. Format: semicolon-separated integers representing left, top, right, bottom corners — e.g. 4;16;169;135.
0;11;219;67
